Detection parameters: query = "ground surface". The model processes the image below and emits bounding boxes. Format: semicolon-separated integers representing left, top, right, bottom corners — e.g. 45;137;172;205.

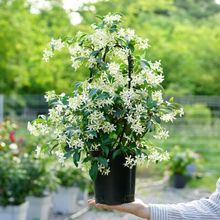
50;177;211;220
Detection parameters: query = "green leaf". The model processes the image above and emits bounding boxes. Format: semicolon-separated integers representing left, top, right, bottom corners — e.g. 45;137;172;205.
97;157;108;167
90;50;100;57
154;116;161;124
112;148;122;159
73;151;80;167
64;151;72;159
89;88;98;97
169;97;174;103
34;118;46;124
100;144;109;156
89;162;98;181
128;41;135;52
83;157;91;163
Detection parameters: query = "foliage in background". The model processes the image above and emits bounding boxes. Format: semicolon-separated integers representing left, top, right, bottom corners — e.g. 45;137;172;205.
168;145;200;176
0;152;29;206
55;163;90;190
0;0;220;95
184;103;212;124
21;154;59;197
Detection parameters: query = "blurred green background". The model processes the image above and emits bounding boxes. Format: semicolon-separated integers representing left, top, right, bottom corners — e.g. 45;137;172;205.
0;0;220;190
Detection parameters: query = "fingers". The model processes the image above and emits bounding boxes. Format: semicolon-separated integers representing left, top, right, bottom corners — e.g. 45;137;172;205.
87;199;116;210
96;203;111;209
88;199;96;206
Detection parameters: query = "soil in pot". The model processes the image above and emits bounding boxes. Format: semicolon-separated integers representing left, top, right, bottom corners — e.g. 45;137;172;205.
94;153;136;205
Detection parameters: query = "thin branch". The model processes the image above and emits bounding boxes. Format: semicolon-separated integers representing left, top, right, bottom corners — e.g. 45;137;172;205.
128;53;133;89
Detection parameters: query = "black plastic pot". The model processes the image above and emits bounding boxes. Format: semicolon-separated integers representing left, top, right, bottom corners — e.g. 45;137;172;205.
94;153;136;205
173;173;188;189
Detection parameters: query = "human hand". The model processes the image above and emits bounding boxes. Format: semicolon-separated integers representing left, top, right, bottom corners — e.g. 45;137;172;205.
88;198;150;219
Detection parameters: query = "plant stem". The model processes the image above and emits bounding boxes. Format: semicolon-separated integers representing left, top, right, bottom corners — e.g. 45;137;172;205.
128;53;133;89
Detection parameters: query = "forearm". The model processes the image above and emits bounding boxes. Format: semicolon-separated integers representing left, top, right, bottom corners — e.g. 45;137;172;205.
149;198;220;220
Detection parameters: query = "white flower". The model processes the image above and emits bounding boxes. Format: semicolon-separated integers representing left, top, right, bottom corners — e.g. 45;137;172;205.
45;90;56;102
135;154;147;165
35;145;41;157
69;44;90;57
132;73;145;86
69;138;84;149
102;122;116;133
96;98;114;108
133;104;145;114
50;38;65;51
111;47;129;63
91;143;100;151
136;37;149;50
104;14;121;24
118;28;136;41
27;122;49;136
48;108;62;124
154;128;169;140
54;151;65;164
90;29;114;50
150;60;163;73
161;112;176;122
131;121;145;135
176;107;184;117
148;149;169;163
121;89;136;107
141;69;164;86
9;143;18;151
0;142;6;147
152;91;163;104
108;62;120;76
69;97;81;111
88;110;106;131
124;155;136;169
98;164;110;175
42;49;53;62
71;57;81;70
88;57;97;67
126;114;144;135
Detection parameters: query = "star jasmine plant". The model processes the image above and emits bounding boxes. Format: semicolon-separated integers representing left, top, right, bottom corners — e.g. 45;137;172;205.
28;14;184;180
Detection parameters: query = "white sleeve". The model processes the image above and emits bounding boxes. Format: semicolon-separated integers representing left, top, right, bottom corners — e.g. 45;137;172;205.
149;178;220;220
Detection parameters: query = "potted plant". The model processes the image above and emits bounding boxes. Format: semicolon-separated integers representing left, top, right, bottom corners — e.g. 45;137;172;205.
52;163;90;214
0;152;29;220
28;14;183;204
21;154;58;220
169;145;199;188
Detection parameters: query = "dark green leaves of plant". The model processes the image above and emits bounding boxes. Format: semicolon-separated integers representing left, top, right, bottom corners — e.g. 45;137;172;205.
89;162;98;181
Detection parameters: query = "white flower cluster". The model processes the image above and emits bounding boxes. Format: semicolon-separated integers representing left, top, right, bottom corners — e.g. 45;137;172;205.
118;28;136;41
141;69;164;86
103;14;121;24
153;127;169;140
98;163;111;175
124;155;137;169
45;90;57;102
148;148;170;164
50;38;65;51
123;154;148;169
33;14;185;174
126;114;145;135
68;137;84;149
152;91;163;104
42;38;65;62
121;89;137;107
90;29;115;50
27;121;49;137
